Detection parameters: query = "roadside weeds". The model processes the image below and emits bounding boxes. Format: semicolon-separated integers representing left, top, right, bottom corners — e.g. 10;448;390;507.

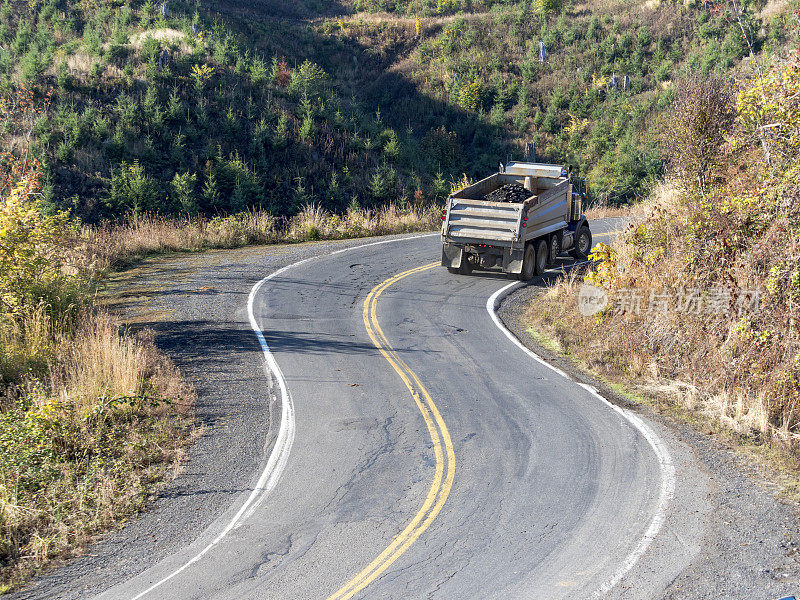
85;203;440;270
517;272;800;505
0;153;199;594
584;205;640;220
0;309;196;593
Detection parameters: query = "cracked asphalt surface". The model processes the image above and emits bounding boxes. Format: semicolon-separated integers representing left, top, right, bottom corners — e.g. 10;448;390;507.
12;223;800;599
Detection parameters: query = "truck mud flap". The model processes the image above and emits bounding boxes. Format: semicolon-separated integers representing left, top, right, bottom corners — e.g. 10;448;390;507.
503;247;524;274
441;243;464;268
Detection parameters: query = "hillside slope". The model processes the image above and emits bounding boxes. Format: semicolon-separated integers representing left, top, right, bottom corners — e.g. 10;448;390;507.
0;0;789;220
526;53;800;456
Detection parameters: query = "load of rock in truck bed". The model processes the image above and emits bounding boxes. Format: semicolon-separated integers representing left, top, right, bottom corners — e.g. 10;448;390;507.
482;183;532;203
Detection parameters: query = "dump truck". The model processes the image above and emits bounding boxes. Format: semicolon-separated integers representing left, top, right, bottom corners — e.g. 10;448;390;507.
440;162;592;280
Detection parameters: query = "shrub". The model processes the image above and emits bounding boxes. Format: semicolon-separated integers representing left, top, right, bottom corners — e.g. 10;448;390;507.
737;60;800;168
299;113;315;142
662;72;735;193
273;113;290;149
383;129;401;160
368;164;396;202
250;57;268;86
0;137;192;591
106;161;161;214
537;0;563;17
457;80;484;111
272;56;291;87
11;21;32;54
0;309;192;592
422;126;460;171
289;60;327;99
171;171;198;214
527;60;800;448
190;62;215;92
201;171;221;209
0;158;78;321
20;47;47;83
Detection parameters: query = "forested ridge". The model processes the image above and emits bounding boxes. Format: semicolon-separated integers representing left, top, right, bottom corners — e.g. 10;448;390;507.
0;0;790;221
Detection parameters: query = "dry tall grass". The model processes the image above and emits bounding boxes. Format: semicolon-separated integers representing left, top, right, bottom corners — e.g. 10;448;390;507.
87;204;439;269
129;28;191;52
0;306;192;592
526;59;800;451
0;158;195;590
85;210;280;267
584;204;639;220
0;304;56;386
53;312;189;414
526;177;800;448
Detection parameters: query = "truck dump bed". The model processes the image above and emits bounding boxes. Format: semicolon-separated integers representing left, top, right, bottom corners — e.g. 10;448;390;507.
443;164;571;246
445;196;523;243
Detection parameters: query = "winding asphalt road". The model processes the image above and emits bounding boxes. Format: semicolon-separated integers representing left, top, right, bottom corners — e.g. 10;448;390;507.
15;219;799;600
79;220;694;600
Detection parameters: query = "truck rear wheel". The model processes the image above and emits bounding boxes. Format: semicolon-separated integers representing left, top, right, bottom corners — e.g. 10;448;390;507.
549;234;561;264
571;225;592;260
458;257;473;275
534;240;548;275
516;244;536;281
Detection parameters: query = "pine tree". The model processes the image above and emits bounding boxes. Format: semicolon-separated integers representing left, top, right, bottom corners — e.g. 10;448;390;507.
171;171;198;214
230;177;247;212
202;172;221;209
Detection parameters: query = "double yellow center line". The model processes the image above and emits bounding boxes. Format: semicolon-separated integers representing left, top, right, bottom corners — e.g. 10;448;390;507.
326;263;456;600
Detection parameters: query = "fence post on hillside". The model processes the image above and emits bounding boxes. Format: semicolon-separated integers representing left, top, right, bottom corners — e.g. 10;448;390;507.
524;141;535;162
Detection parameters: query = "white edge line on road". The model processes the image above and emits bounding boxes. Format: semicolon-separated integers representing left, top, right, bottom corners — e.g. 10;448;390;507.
127;233;438;600
486;281;676;598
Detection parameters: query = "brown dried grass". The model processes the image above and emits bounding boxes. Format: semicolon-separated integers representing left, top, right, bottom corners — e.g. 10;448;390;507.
129;28;191;53
86;204;440;269
526;177;800;449
0;306;193;592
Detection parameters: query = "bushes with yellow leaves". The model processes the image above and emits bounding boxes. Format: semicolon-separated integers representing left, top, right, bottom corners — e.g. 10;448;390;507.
737;59;800;167
0;166;80;323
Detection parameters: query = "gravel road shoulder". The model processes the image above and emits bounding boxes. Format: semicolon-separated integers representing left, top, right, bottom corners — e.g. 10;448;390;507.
498;282;800;599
